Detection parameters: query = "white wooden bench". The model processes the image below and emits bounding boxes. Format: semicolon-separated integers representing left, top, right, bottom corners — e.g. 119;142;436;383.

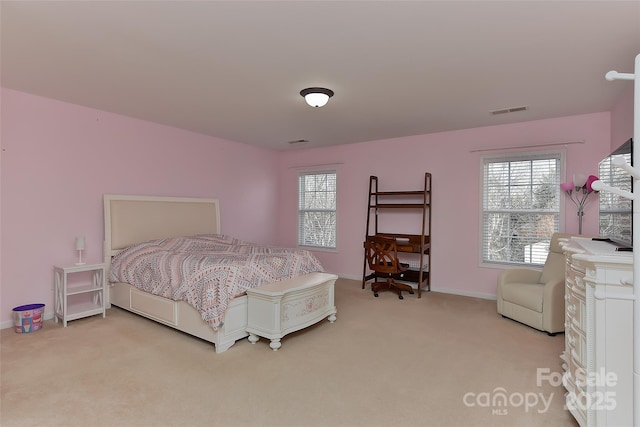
246;272;338;351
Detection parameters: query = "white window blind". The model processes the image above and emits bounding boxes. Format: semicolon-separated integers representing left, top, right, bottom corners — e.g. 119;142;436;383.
598;147;632;243
298;171;337;249
482;151;562;266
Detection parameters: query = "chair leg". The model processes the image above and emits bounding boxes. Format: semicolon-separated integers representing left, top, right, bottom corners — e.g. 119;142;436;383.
387;279;404;300
372;278;414;300
372;281;390;297
394;281;414;296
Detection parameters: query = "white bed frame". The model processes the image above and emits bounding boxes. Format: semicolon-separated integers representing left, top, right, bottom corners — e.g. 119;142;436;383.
103;194;335;353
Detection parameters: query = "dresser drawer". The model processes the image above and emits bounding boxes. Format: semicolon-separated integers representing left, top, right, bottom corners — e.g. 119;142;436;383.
566;389;588;427
566;288;586;333
562;352;575;390
565;267;577;289
565;351;588;426
572;271;587;293
566;324;586;370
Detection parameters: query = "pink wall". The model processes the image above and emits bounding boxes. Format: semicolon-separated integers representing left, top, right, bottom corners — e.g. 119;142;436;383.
0;85;625;326
611;85;634;150
276;113;611;298
1;88;279;326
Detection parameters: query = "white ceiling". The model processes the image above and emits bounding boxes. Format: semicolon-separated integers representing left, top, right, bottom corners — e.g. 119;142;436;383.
2;1;639;151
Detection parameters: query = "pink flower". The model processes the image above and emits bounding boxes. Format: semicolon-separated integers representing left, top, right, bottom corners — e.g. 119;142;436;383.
586;175;599;192
560;181;574;192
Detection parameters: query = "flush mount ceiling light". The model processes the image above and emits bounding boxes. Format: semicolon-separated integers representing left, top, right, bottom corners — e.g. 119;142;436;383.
300;87;334;107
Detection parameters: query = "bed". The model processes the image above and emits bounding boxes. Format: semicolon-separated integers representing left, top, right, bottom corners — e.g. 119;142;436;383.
103;194;337;353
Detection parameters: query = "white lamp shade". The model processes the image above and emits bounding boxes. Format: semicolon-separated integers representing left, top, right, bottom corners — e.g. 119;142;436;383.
304;93;330;107
573;173;588;188
300;87;334;108
75;236;85;251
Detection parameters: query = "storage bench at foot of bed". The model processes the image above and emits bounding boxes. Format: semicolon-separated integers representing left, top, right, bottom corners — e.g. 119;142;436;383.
246;272;338;351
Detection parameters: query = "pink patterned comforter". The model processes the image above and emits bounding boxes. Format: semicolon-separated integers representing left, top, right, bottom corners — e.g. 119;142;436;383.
109;234;324;329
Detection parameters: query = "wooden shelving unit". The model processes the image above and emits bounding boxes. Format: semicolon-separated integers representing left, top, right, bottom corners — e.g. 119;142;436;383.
362;172;432;297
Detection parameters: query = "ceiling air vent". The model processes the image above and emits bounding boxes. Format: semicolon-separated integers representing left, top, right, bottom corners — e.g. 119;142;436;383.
490;105;528;115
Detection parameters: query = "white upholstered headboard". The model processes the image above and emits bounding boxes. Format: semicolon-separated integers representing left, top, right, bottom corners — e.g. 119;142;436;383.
103;194;221;261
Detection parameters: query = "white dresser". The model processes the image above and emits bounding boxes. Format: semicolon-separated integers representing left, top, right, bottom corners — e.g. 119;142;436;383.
561;237;633;427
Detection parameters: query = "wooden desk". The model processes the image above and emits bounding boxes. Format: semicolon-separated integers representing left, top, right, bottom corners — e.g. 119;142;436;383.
363;173;432;297
363;234;430;295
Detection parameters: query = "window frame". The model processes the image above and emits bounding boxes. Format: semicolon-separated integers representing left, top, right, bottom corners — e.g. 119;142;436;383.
297;169;337;251
479;149;566;268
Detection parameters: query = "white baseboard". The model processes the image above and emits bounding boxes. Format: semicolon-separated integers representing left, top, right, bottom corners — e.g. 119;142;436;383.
337;274;497;300
1;279;496;330
338;273;362;281
430;286;497;301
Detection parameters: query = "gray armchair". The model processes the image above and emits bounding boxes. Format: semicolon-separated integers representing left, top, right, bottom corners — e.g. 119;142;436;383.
496;233;575;336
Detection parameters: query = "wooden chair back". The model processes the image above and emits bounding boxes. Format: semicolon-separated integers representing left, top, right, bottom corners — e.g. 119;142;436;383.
364;236;403;275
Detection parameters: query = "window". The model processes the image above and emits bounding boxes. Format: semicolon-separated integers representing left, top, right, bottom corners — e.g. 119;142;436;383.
481;151;563;266
298;171;337;249
598;139;633;245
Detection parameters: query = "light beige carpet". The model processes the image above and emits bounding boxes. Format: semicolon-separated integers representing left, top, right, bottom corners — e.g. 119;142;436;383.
1;279;578;427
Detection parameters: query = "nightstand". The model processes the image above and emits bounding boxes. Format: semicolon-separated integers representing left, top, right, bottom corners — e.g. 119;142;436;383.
54;263;106;327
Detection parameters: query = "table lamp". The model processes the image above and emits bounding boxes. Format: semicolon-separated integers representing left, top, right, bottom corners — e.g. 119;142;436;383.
75;236;85;265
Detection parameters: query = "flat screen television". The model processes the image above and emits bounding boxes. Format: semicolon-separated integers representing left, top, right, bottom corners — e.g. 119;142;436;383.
598;138;633;247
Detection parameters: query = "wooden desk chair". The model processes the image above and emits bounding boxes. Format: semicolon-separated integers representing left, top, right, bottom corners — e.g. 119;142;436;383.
364;236;414;299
